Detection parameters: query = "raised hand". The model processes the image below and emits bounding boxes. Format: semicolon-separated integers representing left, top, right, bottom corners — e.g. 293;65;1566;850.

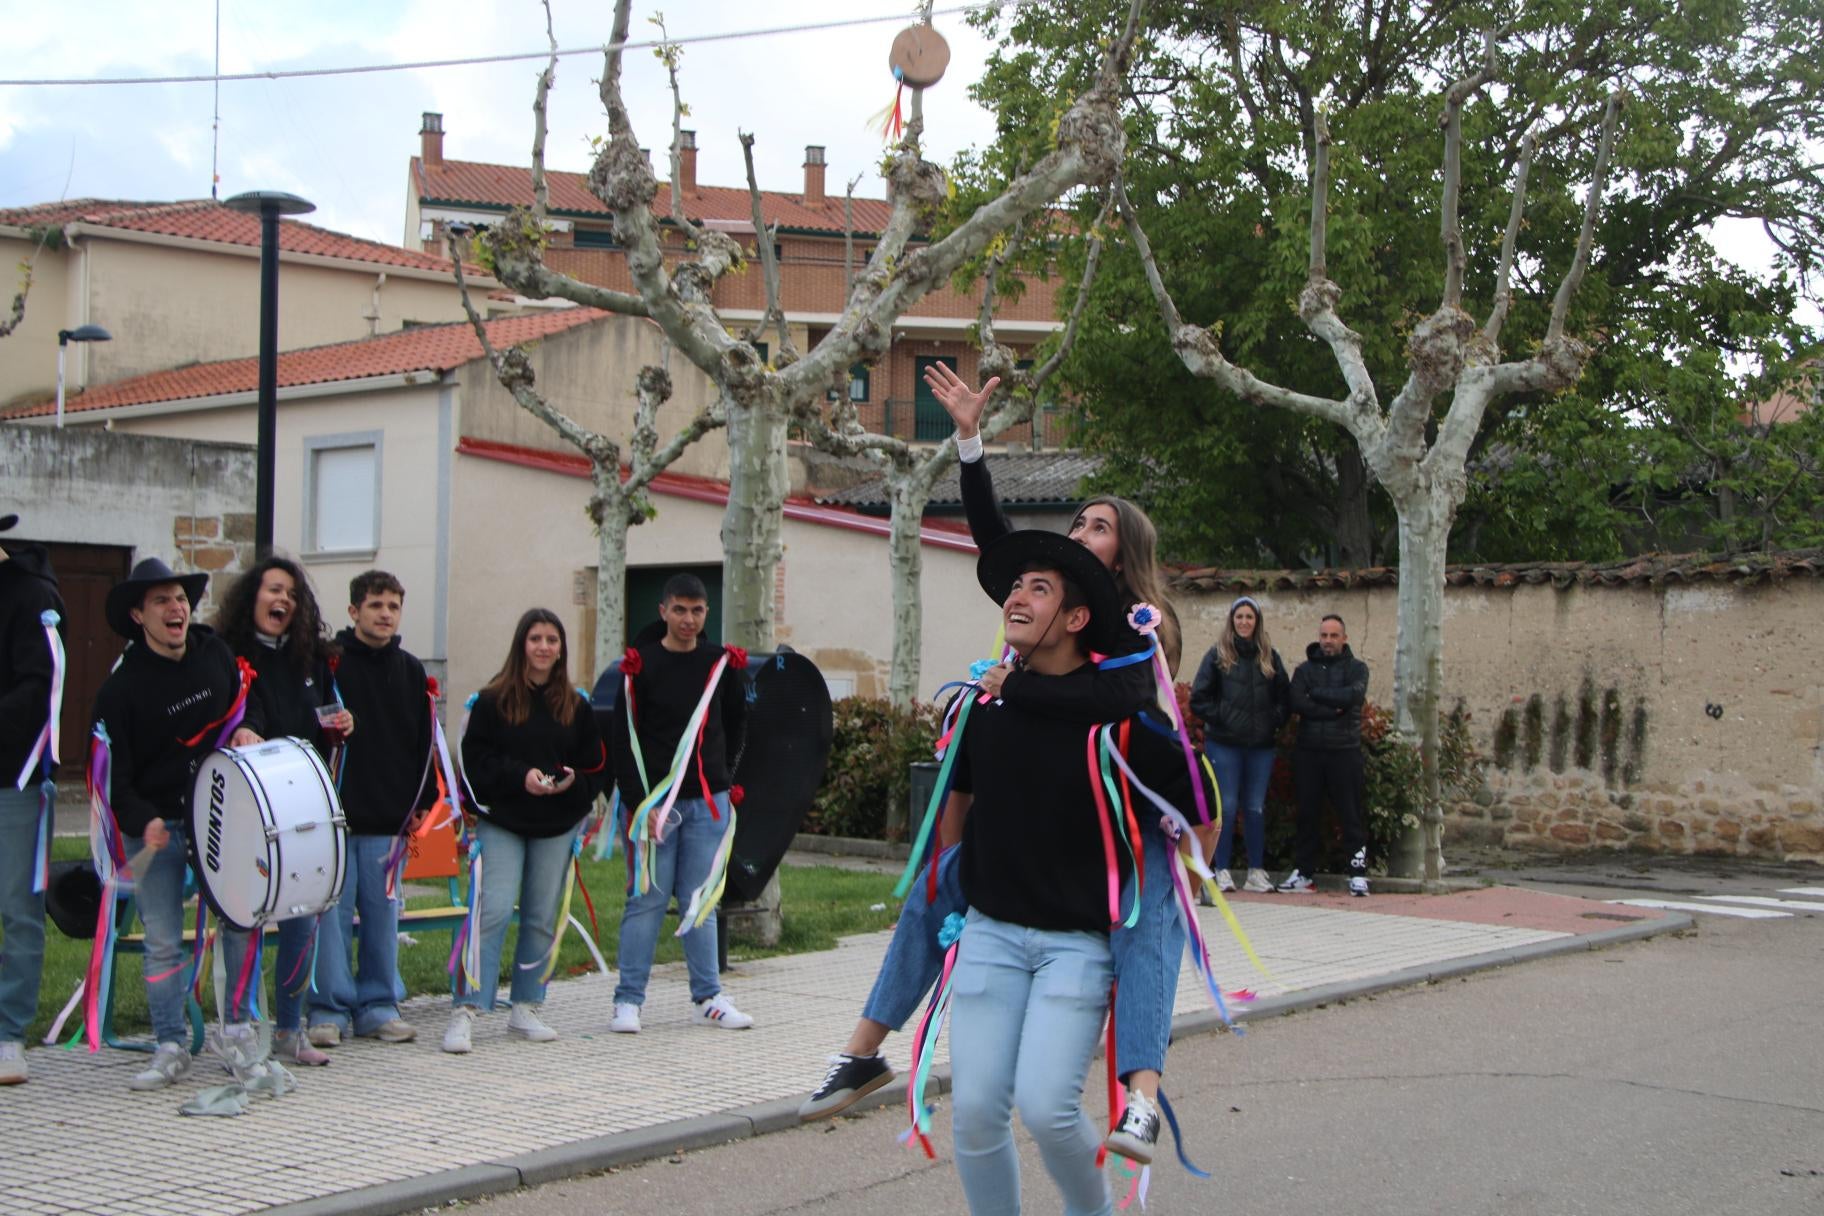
922;361;1000;439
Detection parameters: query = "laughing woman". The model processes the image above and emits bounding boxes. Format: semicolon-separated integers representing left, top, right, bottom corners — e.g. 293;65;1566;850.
444;609;606;1054
215;556;353;1067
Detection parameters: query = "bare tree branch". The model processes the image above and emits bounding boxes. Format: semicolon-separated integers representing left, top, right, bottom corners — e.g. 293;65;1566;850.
1546;90;1625;343
740;131;793;361
843;174;863;297
1298;110;1380;421
530;0;558;226
1439;31;1497;311
1482;129;1537;347
0;261;29;341
653;17;703;242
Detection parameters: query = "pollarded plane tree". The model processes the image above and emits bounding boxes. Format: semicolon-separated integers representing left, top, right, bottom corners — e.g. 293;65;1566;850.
1120;34;1624;881
462;0;1146;654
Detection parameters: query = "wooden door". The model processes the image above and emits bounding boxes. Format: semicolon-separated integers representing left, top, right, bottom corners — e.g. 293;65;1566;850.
36;542;132;764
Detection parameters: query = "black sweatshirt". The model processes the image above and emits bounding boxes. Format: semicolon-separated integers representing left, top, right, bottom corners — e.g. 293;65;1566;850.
331;627;436;835
236;636;335;756
611;640;747;804
462;687;608;838
89;626;241;838
958;454;1158;720
953;662;1216;933
1290;643;1370;751
0;546;66;782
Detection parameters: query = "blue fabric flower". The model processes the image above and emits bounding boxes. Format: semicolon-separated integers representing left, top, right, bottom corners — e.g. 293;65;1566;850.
968;658;998;683
937;911;966;948
41;608;60;627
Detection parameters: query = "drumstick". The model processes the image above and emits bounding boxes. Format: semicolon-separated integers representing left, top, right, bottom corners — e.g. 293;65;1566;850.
122;842;161;880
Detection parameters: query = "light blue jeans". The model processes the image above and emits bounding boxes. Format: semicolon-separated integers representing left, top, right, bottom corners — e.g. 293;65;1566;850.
861;844;964;1029
219;916;318;1029
0;784;48;1043
949;909;1114;1216
308;834;403;1036
614;793;728;1006
1205;742;1276;873
457;819;576;1011
124;827;196;1046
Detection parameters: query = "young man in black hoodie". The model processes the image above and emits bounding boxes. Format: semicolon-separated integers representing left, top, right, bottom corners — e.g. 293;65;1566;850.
1282;613;1372;896
90;557;245;1090
0;514;65;1085
306;571;434;1047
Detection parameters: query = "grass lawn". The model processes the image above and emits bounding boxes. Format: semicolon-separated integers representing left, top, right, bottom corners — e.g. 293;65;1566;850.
27;836;900;1047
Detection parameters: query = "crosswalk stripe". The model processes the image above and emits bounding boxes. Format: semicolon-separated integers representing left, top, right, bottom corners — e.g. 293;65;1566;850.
1694;895;1824;911
1607;898;1791;919
1777;887;1824;896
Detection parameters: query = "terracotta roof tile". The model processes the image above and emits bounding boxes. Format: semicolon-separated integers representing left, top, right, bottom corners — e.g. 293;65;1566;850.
816;451;1104;510
1169;550;1824;594
0;198;476;275
414;157;897;235
2;309;607;419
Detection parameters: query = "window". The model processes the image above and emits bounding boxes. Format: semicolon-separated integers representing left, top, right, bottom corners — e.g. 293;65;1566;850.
573;227;619;249
914;355;957;440
305;433;382;556
848;364;871;402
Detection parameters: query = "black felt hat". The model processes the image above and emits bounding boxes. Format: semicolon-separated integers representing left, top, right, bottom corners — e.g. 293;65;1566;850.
976;530;1129;659
44;860;103;939
0;513;18;533
105;557;209;639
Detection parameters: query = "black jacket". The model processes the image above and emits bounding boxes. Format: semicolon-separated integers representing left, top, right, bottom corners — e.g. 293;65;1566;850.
0;545;66;782
611;640;748;804
462;687;608;838
331;627;436;835
90;626;242;837
1290;643;1370;751
236;636;336;757
1189;640;1290;749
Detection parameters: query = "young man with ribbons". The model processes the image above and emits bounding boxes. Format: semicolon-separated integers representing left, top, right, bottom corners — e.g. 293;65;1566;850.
306;571;435;1048
608;574;754;1034
443;608;606;1054
939;530;1218;1216
0;513;65;1085
88;558;253;1090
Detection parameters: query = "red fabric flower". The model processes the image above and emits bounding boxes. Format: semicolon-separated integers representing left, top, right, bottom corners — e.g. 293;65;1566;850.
724;645;749;670
426;675;441;698
729;784;746;807
621;647;643;677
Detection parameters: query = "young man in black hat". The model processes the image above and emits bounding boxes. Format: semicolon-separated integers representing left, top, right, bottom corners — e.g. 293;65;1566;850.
945;531;1214;1216
306;570;435;1047
90;556;246;1090
0;514;65;1084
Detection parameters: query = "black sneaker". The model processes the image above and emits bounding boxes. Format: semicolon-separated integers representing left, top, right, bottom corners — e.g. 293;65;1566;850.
798;1053;895;1122
1105;1089;1161;1165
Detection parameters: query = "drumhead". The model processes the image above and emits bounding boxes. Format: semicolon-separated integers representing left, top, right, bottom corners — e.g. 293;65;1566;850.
192;746;280;931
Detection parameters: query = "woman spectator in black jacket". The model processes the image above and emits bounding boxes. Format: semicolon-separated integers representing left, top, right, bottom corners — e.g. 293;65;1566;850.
1189;597;1290;894
443;609;605;1054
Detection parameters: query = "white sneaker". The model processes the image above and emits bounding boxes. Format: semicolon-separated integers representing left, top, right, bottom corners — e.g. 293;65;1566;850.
1243;868;1274;893
692;993;754;1030
1349;875;1370;897
442;1007;476;1054
1215;869;1235;892
609;1002;642;1034
0;1040;25;1085
1277;869;1316;893
129;1042;192;1091
508;1002;558;1042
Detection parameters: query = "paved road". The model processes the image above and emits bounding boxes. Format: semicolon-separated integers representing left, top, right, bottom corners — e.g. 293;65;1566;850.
450;900;1824;1216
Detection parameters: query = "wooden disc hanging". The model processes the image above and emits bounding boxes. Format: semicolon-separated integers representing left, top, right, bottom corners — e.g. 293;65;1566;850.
889;24;951;88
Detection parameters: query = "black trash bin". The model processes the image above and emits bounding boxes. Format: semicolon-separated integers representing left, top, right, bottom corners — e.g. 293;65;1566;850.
906;760;942;839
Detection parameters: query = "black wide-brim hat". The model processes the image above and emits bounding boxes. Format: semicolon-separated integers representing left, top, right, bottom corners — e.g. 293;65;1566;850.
106;557;208;639
45;860;103;939
976;530;1129;659
0;513;18;532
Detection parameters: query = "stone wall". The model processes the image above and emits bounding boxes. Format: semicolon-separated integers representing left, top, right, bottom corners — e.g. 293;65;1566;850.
1169;555;1824;863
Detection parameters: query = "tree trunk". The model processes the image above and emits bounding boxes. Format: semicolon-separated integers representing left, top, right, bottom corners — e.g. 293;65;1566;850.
885;475;935;706
1390;488;1449;882
1334;446;1376;567
593;488;630;676
720;396;789;650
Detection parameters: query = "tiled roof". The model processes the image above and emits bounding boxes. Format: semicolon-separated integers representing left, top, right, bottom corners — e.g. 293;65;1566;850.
1;309;607;419
1170;549;1824;594
815;451;1104;510
414;157;897;236
0;198;473;275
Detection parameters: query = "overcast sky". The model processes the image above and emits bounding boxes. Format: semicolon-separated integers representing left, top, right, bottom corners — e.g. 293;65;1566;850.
0;1;1002;245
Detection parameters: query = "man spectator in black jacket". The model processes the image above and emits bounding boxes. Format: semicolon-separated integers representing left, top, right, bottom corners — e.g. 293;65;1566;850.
306;570;435;1047
1281;614;1372;896
0;514;64;1085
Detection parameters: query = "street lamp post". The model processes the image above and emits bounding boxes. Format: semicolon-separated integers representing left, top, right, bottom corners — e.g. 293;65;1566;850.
55;325;112;427
223;190;315;556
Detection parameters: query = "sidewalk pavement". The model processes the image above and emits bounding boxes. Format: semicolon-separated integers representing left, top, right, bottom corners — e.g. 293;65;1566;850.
0;884;1686;1216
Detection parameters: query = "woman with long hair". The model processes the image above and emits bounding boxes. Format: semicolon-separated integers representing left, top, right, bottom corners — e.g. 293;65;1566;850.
1189;597;1290;894
443;609;606;1054
216;556;353;1067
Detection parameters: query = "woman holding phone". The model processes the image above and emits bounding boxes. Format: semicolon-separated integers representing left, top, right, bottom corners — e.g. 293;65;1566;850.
444;608;606;1054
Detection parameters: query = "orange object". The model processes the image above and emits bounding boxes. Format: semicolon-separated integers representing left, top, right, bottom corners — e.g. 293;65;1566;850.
404;810;461;880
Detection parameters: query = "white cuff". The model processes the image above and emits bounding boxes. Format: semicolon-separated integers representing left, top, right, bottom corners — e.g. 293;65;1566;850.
956;432;983;463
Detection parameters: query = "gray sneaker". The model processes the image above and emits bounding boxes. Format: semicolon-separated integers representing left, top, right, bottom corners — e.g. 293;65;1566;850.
360;1018;417;1043
129;1042;193;1091
0;1040;26;1085
306;1023;342;1049
1243;868;1274;893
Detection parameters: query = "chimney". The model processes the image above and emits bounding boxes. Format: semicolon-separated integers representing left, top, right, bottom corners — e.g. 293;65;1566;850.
420;112;444;167
677;129;697;194
803;145;826;206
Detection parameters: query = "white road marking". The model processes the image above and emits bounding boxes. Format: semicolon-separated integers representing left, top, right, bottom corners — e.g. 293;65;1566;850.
1777;887;1824;896
1607;898;1790;919
1694;895;1824;911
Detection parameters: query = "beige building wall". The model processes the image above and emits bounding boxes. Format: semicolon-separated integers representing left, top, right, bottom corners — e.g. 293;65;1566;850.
1171;575;1824;861
0;233;74;408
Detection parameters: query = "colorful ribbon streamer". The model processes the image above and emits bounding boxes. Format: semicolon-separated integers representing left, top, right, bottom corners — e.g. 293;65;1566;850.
17;609;64;895
903;911;965;1158
622;653;731;921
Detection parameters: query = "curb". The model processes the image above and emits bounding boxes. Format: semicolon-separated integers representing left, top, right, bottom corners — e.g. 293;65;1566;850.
266;909;1691;1216
788;833;912;861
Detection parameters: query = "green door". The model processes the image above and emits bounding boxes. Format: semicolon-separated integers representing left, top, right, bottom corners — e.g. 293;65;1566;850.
914;355;957;441
623;563;725;646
